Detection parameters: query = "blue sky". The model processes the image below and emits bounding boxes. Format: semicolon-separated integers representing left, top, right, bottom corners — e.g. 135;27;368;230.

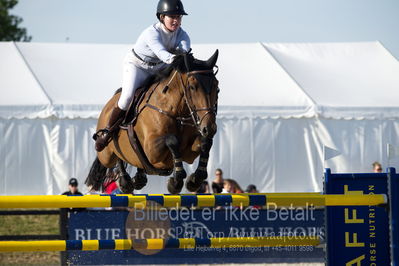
12;0;399;59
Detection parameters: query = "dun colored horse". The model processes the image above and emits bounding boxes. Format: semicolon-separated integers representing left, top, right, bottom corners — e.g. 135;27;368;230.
86;51;219;194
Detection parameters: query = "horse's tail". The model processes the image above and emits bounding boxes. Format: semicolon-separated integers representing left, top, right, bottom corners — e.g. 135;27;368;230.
85;157;108;191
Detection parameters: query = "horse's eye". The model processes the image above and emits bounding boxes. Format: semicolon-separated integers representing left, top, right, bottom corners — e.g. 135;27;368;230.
189;85;196;91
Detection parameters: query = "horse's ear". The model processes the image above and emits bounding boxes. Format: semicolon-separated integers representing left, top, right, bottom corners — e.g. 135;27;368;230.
183;53;192;72
206;49;219;69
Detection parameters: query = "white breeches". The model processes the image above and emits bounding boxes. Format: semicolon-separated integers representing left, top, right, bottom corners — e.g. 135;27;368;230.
118;52;166;110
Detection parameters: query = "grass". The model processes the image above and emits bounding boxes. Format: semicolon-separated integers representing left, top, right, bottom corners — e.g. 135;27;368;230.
0;210;61;265
0;252;60;265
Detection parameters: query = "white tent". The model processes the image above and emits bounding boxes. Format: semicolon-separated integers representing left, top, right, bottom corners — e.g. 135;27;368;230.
1;41;399;195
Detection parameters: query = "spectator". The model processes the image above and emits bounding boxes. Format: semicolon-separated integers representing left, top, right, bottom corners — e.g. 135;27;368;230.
212;168;224;193
222;179;232;193
223;179;243;193
62;178;83;196
230;179;244;193
61;178;83;213
372;162;383;173
103;168;122;194
245;184;259;193
245;184;261;209
222;179;244;210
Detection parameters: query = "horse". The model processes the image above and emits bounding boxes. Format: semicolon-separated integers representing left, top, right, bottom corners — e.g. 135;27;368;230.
86;50;219;194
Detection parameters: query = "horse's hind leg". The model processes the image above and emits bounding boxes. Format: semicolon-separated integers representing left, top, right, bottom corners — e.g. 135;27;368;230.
116;159;134;194
186;137;213;192
132;168;147;190
165;134;187;194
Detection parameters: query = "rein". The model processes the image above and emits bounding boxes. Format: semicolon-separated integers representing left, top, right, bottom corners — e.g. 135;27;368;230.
143;69;217;136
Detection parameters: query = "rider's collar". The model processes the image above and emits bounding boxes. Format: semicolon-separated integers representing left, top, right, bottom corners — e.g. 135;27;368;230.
159;22;175;34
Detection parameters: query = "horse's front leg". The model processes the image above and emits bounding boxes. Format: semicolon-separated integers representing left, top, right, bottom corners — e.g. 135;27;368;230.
116;159;134;194
165;134;187;194
132;168;147;190
186;137;213;192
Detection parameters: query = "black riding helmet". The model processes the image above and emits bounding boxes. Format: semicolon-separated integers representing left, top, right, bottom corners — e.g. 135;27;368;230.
156;0;188;20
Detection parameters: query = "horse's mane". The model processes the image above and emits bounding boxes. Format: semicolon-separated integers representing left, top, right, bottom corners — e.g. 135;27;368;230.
146;52;215;88
142;53;190;88
114;52;214;95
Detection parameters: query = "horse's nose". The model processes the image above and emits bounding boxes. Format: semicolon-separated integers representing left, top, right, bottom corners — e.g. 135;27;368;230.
201;124;217;138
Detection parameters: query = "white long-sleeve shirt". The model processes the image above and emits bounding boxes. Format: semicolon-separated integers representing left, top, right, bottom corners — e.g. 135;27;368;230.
133;22;191;65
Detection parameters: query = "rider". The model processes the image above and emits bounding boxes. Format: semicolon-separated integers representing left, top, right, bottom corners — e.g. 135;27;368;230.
95;0;191;152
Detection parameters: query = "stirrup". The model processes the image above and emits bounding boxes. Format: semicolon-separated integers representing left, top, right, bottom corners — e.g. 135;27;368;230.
92;129;109;141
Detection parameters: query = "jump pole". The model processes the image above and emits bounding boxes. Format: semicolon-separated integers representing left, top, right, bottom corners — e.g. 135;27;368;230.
0;236;321;252
0;170;397;265
0;193;387;209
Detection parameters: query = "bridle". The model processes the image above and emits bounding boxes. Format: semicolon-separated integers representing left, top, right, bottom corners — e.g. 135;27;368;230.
143;69;218;137
180;70;218;136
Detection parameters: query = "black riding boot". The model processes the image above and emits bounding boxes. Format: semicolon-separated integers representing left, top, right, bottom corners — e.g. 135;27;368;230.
94;105;126;152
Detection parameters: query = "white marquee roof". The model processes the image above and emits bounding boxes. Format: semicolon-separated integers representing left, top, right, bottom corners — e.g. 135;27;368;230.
1;41;398;120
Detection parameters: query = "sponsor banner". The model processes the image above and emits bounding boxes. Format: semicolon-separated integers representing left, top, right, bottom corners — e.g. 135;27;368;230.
325;170;390;266
68;206;324;265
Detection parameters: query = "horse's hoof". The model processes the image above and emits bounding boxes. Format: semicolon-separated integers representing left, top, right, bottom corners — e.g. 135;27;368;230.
133;173;147;190
167;177;184;194
118;173;134;194
185;172;207;192
120;183;134;194
185;173;200;192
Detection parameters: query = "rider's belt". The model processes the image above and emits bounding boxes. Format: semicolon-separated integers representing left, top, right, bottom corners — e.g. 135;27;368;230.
132;49;161;67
